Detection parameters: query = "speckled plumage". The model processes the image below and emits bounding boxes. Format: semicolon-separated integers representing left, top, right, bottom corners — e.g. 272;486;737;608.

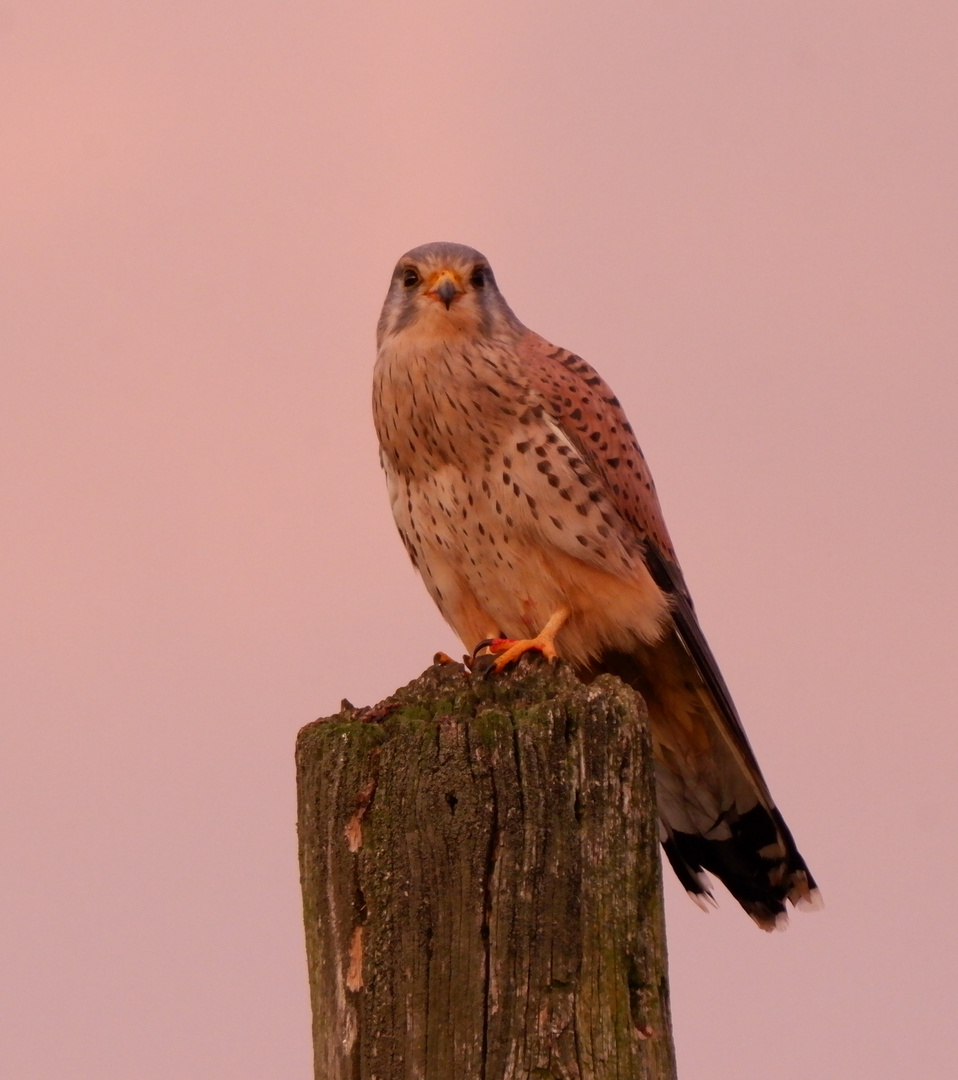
373;242;819;929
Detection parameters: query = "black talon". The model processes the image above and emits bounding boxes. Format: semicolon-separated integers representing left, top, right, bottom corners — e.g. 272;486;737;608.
472;638;495;662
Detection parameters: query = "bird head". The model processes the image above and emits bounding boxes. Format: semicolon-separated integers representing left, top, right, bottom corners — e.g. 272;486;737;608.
377;242;521;348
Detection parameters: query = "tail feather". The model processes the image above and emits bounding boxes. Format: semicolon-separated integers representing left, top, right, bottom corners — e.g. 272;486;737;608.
662;804;818;931
593;636;819;930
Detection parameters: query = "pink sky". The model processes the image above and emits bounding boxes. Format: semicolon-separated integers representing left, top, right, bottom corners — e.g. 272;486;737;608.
2;3;956;1077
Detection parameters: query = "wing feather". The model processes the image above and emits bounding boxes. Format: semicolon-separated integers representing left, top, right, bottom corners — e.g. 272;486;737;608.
518;331;818;925
518;330;775;791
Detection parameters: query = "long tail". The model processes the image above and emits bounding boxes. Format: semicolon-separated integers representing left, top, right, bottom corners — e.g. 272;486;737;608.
595;633;820;930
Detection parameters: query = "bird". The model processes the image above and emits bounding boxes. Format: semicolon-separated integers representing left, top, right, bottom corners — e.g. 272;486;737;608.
373;241;819;930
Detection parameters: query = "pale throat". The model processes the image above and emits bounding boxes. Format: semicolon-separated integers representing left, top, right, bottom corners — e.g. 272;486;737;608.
410;298;484;342
379;311;477;381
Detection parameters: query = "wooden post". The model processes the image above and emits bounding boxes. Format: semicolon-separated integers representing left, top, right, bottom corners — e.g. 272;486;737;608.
296;658;676;1080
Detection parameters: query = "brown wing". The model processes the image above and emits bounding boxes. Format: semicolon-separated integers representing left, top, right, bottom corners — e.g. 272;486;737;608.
518;331;818;925
516;331;680;567
516;329;775;785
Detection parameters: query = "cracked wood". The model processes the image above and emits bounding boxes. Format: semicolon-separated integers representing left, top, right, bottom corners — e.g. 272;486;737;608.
296;659;676;1080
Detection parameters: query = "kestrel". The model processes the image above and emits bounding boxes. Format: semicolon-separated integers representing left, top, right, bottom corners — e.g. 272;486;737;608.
373;242;819;929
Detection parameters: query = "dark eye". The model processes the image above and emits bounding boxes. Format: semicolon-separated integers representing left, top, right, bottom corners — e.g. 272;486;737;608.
402;268;421;288
470;266;487;288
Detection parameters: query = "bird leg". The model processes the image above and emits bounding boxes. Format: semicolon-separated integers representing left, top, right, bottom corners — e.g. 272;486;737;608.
482;606;571;673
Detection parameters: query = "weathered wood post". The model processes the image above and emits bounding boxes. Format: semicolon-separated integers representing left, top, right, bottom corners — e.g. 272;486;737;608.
296;658;676;1080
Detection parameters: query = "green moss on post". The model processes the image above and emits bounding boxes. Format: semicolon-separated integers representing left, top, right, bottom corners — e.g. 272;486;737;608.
296;659;676;1080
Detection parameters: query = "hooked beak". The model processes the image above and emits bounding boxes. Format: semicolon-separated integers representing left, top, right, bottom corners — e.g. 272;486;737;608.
434;273;459;309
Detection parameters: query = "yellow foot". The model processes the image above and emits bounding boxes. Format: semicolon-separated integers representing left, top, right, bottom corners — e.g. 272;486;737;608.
489;635;557;672
483;607;571;674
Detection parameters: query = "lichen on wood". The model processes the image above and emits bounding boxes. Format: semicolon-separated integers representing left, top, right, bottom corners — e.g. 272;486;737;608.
297;657;676;1080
